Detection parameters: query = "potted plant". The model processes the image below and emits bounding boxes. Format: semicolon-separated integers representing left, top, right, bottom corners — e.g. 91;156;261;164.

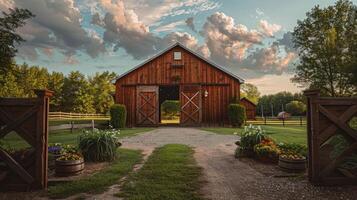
48;143;63;170
278;153;307;172
55;145;84;177
254;138;280;163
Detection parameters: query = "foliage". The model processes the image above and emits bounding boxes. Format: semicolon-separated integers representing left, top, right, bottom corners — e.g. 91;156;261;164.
57;153;83;161
62;71;95;113
110;104;127;128
48;72;64;111
292;0;357;96
78;129;121;162
241;83;260;104
89;71;116;114
254;138;280;162
256;92;305;117
48;143;63;155
228;104;246;127
0;8;34;73
47;148;142;199
161;100;180;119
236;125;266;157
118;144;203;200
285;101;306;116
277;143;307;157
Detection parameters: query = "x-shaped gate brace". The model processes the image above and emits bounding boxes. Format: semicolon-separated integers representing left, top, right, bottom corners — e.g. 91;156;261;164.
181;91;200;124
318;104;357;177
137;92;157;124
0;104;41;184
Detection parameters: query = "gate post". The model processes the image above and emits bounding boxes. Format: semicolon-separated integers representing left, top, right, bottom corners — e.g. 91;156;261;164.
34;89;53;189
303;89;320;184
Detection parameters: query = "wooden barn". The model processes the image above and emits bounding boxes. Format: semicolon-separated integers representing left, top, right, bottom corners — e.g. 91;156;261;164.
114;42;244;127
240;97;257;120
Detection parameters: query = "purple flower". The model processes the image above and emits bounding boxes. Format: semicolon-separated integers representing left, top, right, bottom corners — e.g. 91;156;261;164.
48;146;62;154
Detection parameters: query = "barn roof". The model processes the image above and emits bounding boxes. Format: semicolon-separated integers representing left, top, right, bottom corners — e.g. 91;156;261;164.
114;42;244;83
240;97;256;106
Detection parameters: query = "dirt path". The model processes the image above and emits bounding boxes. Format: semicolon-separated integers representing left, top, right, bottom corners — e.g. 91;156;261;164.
121;127;357;200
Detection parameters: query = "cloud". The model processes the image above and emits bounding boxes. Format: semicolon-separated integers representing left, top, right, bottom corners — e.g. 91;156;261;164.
255;8;264;16
4;0;106;62
259;20;281;37
277;32;295;52
154;20;186;33
185;17;196;32
0;0;14;12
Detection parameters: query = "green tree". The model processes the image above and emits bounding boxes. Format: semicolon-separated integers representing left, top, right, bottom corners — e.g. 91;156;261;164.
241;83;260;104
161;100;180;119
0;65;24;97
62;71;95;113
0;8;34;73
16;64;49;97
285;101;306;116
48;72;64;111
292;0;357;96
89;71;116;114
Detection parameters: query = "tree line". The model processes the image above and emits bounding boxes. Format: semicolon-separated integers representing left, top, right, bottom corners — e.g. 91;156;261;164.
0;63;116;114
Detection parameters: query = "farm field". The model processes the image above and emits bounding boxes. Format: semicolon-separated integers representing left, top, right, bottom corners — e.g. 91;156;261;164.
202;125;307;146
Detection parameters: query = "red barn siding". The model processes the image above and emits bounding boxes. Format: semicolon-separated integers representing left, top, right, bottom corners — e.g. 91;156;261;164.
115;44;242;127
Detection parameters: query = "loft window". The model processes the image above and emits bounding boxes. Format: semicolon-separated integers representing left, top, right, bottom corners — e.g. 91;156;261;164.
173;51;182;60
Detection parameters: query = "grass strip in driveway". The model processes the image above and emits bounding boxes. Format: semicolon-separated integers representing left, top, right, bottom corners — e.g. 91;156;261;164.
117;144;204;200
47;148;142;199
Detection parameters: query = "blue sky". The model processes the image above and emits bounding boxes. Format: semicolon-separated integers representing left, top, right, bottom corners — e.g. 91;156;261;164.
0;0;352;94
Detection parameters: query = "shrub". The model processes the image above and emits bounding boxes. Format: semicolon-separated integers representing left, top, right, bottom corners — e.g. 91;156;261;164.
236;124;266;157
285;101;306;116
228;104;246;127
277;143;307;157
78;129;121;162
110;104;127;128
161;100;180;119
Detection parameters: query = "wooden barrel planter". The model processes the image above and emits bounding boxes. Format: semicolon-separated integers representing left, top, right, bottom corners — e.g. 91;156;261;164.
279;156;307;172
55;159;84;177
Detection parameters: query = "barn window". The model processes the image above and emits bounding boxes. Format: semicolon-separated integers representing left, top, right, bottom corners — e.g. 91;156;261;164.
173;51;182;60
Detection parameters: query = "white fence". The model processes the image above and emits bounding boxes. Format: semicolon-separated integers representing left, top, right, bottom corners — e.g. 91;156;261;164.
49;112;109;120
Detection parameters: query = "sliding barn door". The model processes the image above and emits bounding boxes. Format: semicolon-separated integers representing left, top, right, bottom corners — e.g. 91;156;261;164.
180;85;202;126
136;86;159;126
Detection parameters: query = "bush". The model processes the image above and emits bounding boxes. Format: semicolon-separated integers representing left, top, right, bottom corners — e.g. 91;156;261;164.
236;124;266;157
161;100;180;119
110;104;127;128
285;101;306;116
228;104;246;127
78;129;121;162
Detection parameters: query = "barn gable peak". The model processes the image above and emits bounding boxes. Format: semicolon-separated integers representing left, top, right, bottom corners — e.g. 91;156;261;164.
114;41;244;83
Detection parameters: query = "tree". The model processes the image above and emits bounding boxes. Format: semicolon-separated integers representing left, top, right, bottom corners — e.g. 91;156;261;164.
241;83;260;104
286;101;306;116
89;71;117;114
48;72;64;111
0;8;34;73
62;71;95;113
292;0;357;96
16;64;49;97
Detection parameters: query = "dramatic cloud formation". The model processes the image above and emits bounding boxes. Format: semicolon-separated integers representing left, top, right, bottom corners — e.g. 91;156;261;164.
185;17;196;32
259;20;282;37
0;0;106;62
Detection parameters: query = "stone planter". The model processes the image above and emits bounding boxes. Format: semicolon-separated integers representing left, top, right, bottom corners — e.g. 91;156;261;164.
55;159;84;177
278;156;307;172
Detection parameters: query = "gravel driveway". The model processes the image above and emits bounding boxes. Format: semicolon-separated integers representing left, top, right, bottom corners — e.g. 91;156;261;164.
121;127;357;200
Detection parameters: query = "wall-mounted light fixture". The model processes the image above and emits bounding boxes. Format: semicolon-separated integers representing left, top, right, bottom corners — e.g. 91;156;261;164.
204;90;208;98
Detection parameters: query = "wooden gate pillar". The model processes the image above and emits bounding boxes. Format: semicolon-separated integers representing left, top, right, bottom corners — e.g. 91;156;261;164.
304;89;320;184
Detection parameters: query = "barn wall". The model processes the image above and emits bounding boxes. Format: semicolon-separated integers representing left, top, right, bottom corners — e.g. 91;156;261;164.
240;99;256;120
115;46;241;127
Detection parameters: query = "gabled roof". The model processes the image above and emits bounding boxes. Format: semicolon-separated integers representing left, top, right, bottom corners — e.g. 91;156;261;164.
240;97;256;106
114;42;244;83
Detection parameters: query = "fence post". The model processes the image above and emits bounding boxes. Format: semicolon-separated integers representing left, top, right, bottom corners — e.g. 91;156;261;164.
300;116;302;126
282;118;285;126
71;121;74;133
91;119;95;131
264;117;267;125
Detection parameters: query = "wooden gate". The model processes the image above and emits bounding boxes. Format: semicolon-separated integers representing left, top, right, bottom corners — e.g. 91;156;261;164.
0;89;52;191
136;86;159;126
304;89;357;185
180;85;201;126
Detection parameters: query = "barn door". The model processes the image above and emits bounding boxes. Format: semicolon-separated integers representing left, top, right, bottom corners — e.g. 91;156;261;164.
136;86;159;126
180;85;201;126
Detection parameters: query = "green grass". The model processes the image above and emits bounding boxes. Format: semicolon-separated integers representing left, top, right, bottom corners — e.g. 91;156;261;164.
201;125;307;146
0;128;155;150
118;144;204;200
47;148;142;199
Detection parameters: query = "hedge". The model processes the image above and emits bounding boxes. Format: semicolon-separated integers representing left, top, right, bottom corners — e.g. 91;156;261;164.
110;104;127;128
228;104;246;127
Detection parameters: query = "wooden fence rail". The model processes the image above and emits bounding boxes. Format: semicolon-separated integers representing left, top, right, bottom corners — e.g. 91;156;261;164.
246;116;306;126
305;89;357;185
49;112;109;120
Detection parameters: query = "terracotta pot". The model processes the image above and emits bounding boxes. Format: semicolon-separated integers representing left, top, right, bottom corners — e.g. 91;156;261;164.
278;156;307;172
55;159;84;177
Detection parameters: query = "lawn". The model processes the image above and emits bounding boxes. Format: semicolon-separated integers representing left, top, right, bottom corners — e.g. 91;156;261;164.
47;148;142;199
0;127;155;149
202;125;307;146
118;144;204;200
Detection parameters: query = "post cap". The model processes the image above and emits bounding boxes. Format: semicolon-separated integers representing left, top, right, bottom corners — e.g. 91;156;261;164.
34;89;54;98
303;89;320;97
